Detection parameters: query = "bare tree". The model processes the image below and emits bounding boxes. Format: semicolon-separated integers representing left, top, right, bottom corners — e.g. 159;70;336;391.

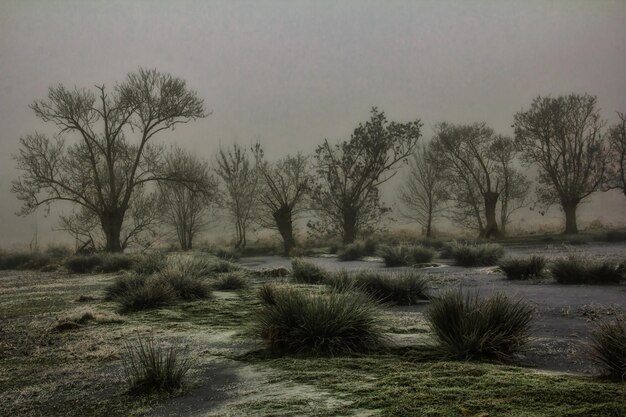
309;108;422;243
12;68;207;252
490;136;530;235
432;122;509;238
255;147;311;255
215;143;259;248
398;143;446;237
605;112;626;199
513;94;607;234
160;147;218;251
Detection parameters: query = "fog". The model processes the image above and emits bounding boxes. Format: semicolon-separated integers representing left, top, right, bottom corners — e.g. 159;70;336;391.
1;0;625;247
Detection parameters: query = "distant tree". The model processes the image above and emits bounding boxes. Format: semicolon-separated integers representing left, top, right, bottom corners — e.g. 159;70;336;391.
12;68;207;252
215;143;259;248
255;147;311;255
160;147;218;251
605;112;626;199
432;122;511;238
309;108;422;243
398;143;446;237
513;94;607;234
490;136;530;235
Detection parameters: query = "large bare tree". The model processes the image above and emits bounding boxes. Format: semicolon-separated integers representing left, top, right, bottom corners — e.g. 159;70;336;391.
605;112;626;200
255;147;311;255
398;143;446;237
215;143;259;248
432;122;510;238
12;68;207;252
309;108;422;243
513;94;607;234
160;147;218;251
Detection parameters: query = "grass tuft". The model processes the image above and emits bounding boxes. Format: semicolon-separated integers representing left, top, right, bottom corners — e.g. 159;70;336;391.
256;287;387;355
449;243;504;266
589;315;626;381
291;259;328;284
109;274;176;312
122;333;192;394
426;290;533;360
551;257;624;285
213;271;250;290
498;256;546;280
352;271;429;305
337;240;378;261
378;245;436;267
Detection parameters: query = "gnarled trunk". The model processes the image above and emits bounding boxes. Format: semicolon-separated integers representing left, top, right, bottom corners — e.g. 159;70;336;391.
480;191;500;239
562;200;579;234
101;209;124;252
342;206;358;244
274;205;296;256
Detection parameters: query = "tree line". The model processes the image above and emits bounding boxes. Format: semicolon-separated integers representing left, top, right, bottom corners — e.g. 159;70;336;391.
11;69;626;253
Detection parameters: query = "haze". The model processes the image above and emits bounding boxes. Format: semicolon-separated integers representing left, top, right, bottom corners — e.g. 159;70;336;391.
1;0;625;247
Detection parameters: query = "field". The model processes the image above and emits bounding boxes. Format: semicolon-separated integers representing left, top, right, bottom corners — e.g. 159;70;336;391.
1;242;625;417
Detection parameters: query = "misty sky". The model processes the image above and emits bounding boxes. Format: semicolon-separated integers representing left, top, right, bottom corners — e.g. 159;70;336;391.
1;0;625;247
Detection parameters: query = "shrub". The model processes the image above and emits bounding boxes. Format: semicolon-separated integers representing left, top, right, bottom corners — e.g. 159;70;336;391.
122;333;192;394
551;257;624;285
378;245;435;267
291;259;328;284
605;230;626;242
117;277;175;312
449;243;504;266
353;271;429;305
337;240;378;261
213;271;249;290
498;256;546;280
256;288;387;355
589;315;626;381
426;290;533;360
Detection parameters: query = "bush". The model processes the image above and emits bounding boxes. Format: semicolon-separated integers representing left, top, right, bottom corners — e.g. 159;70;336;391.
337;240;378;261
590;316;626;381
551;257;624;285
256;288;387;355
426;290;533;360
378;245;436;267
213;271;249;290
122;333;192;394
449;243;504;266
498;256;546;280
0;251;54;270
605;230;626;242
353;271;429;305
117;277;175;312
291;259;328;284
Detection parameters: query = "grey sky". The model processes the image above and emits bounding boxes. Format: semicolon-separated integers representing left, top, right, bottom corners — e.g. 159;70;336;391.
1;0;625;246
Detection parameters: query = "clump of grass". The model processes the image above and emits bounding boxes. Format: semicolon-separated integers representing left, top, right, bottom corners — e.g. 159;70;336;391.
66;254;102;273
551;257;624;285
256;288;387;355
337;240;378;261
589;315;626;381
449;243;504;266
213;271;249;290
378;245;436;267
157;257;213;299
0;251;54;270
324;270;357;292
122;333;192;395
426;290;533;360
291;259;328;284
132;252;167;275
53;308;124;331
213;247;241;261
257;283;294;306
353;271;429;305
104;273;148;301
109;275;175;312
498;256;546;280
250;267;291;278
162;274;211;300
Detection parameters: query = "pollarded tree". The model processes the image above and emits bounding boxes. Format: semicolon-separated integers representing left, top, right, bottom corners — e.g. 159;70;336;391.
310;108;422;243
160;147;218;251
255;147;311;255
398;143;446;238
605;112;626;199
513;94;607;234
12;68;207;252
432;122;510;238
215;143;259;249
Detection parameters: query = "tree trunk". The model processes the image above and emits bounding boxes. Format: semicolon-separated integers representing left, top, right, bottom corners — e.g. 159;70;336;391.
480;192;500;239
274;205;296;256
101;209;124;252
426;212;433;238
342;206;358;244
562;200;579;234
